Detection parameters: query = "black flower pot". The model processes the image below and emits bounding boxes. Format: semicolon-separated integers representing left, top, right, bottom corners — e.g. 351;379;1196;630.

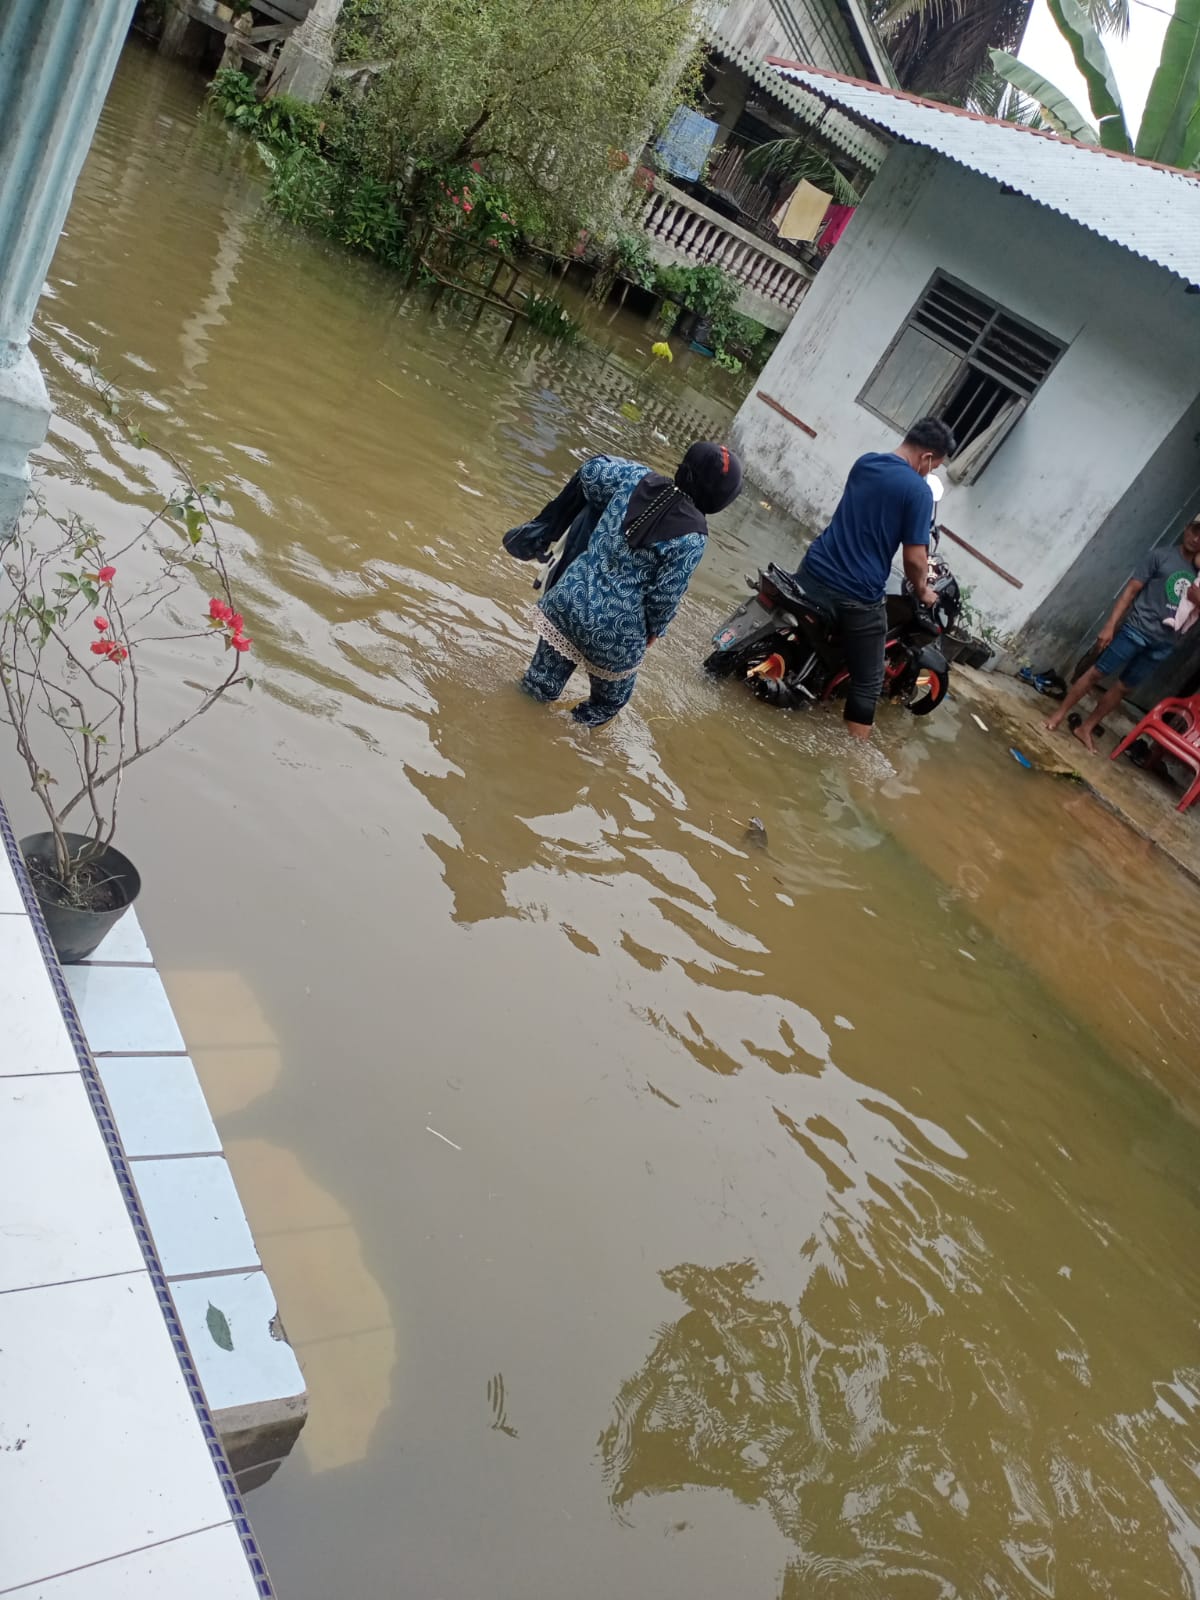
959;639;994;670
20;832;142;964
943;633;993;670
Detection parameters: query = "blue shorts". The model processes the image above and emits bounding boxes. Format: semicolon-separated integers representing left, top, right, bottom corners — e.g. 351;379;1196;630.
1094;623;1174;688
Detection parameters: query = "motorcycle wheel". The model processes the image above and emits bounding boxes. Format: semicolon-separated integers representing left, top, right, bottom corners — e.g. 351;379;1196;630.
907;667;948;716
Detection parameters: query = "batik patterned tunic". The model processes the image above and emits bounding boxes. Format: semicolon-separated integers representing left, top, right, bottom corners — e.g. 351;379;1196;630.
533;455;706;678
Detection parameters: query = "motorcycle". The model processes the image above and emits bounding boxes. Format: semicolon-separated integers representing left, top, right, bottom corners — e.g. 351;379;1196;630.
703;475;961;719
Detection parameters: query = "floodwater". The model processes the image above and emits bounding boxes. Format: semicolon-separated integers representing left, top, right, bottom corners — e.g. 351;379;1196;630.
16;43;1200;1599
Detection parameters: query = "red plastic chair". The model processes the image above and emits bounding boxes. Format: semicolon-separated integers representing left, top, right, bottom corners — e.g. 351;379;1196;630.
1111;692;1200;811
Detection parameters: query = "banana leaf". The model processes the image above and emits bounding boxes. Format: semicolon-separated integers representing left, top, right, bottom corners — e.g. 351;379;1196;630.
989;49;1099;141
1136;0;1200;167
1047;0;1133;151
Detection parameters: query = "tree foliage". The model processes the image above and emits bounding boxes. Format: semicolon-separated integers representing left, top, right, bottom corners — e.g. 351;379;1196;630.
872;0;1037;100
330;0;705;245
744;138;860;205
986;50;1097;138
871;0;1128;113
1137;0;1200;166
989;0;1200;165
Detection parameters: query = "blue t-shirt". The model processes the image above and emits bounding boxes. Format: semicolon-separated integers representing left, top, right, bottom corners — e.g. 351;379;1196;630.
801;452;933;604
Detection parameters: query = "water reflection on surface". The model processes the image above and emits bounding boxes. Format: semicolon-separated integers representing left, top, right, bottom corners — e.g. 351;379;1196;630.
12;43;1200;1599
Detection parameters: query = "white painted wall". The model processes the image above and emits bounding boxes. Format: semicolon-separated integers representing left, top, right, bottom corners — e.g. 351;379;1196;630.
730;145;1200;644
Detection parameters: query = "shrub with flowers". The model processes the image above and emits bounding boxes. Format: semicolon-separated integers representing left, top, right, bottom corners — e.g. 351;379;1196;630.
431;163;524;255
0;402;254;907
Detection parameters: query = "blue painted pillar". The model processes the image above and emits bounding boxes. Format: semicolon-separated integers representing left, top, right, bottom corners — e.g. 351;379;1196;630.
0;0;137;532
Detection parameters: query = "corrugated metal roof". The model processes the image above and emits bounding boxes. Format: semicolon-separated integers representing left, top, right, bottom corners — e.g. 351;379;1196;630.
772;62;1200;286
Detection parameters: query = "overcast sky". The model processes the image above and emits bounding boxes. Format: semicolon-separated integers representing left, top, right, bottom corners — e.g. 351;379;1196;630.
1019;0;1171;135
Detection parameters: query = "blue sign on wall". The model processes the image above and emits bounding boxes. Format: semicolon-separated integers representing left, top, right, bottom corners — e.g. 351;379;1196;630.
655;107;720;183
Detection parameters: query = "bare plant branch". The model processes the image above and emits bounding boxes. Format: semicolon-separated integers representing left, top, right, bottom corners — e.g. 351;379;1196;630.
0;377;256;895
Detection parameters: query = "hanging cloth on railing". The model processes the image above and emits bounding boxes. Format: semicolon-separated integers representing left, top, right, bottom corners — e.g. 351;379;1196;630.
774;182;832;242
817;203;856;254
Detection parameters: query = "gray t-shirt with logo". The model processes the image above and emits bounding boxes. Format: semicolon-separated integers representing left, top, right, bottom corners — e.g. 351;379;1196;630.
1127;545;1197;643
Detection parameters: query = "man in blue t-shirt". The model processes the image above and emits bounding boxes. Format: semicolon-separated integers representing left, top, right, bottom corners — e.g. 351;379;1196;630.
798;417;956;740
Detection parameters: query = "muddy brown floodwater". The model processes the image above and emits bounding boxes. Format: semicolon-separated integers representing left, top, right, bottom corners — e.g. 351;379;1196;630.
13;43;1200;1600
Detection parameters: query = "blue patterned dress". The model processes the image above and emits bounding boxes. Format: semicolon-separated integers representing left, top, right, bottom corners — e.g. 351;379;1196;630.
523;455;706;725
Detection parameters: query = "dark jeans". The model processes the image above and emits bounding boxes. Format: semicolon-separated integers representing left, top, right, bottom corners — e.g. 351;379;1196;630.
797;562;887;726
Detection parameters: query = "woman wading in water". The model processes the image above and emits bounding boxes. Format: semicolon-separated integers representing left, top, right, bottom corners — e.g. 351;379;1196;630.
519;443;743;726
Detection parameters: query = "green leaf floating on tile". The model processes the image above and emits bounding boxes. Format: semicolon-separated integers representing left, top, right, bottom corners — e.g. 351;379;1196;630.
206;1301;234;1352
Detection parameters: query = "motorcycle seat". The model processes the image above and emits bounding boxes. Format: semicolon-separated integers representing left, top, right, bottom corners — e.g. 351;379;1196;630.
766;563;836;628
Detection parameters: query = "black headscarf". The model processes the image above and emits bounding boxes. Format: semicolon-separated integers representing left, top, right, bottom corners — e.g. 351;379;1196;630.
622;441;744;551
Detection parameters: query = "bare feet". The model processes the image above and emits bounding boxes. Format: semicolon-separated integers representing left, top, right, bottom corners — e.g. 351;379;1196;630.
1072;723;1098;754
1044;711;1066;733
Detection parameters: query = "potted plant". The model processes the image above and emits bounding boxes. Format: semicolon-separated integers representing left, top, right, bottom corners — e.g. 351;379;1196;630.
946;587;1001;672
0;412;253;962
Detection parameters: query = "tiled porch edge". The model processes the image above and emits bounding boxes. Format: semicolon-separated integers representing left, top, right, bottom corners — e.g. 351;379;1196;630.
0;795;296;1596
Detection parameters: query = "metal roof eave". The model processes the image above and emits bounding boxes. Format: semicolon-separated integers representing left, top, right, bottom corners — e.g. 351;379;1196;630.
704;29;889;168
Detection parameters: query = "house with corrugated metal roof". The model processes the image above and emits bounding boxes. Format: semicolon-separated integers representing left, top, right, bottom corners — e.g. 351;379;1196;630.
732;64;1200;693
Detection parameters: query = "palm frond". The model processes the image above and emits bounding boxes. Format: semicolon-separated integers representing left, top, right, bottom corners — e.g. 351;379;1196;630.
743;138;861;206
872;0;952;30
874;0;1036;101
1087;0;1130;39
966;66;1047;125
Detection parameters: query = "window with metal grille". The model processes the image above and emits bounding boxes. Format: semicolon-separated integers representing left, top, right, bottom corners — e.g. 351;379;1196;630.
859;274;1064;483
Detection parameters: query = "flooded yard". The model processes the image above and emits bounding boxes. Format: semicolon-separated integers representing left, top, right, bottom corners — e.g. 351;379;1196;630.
12;44;1200;1599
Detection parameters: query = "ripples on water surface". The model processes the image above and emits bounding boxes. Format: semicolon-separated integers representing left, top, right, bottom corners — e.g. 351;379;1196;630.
14;44;1200;1599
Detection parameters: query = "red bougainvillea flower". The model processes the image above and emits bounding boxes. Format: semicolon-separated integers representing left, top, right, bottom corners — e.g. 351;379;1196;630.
226;612;244;635
209;597;233;622
231;633;253;653
463;201;473;213
487;237;499;249
90;640;110;655
93;616;109;632
97;565;116;584
500;212;511;223
470;160;482;173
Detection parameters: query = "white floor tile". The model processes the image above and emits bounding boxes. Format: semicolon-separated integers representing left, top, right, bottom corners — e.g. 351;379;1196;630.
64;965;184;1055
132;1158;259;1278
171;1271;306;1413
0;848;25;914
0;917;81;1077
12;1522;261;1599
0;1076;144;1293
0;1275;232;1592
78;908;153;966
97;1056;221;1158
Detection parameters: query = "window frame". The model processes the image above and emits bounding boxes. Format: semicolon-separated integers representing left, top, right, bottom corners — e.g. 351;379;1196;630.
856;270;1065;484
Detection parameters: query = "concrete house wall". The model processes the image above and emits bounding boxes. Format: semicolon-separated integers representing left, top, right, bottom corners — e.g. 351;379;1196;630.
730;143;1200;658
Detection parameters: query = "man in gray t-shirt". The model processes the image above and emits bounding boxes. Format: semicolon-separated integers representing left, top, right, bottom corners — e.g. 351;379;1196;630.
1046;519;1200;751
1125;544;1200;642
